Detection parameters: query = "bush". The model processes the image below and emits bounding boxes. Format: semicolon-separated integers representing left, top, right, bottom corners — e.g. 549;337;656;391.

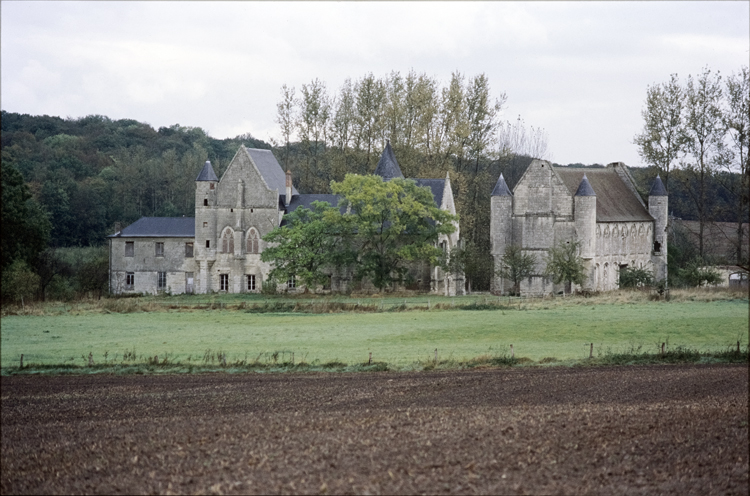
619;266;654;288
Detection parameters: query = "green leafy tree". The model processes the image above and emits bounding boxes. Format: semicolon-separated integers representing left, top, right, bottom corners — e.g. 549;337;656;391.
1;260;40;308
261;201;346;292
496;245;537;295
544;241;586;295
332;174;457;291
677;259;722;287
619;266;655;288
1;161;50;270
633;73;686;191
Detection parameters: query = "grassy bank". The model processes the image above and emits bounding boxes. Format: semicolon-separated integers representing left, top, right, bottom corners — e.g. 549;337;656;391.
2;290;747;370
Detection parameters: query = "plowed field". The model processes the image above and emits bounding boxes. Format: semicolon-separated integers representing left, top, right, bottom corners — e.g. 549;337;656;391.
1;365;747;495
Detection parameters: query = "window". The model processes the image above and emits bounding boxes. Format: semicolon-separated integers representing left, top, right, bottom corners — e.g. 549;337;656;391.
186;272;194;293
222;229;234;253
654;240;661;253
220;274;229;291
247;228;259;254
155;242;164;257
206;240;210;248
204;199;208;206
157;272;167;290
125;241;134;257
126;272;134;289
185;243;194;258
247;274;256;291
203;222;208;228
287;276;296;289
210;183;215;190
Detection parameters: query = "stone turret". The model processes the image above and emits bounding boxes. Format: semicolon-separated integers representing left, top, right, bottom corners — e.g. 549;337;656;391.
574;174;596;259
195;160;218;293
648;175;668;284
574;174;597;291
490;173;513;293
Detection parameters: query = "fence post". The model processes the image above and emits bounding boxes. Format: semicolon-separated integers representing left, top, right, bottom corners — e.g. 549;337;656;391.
661;342;665;356
369;352;372;365
434;348;438;363
589;343;593;359
738;341;741;353
510;344;514;358
88;352;93;367
19;354;23;369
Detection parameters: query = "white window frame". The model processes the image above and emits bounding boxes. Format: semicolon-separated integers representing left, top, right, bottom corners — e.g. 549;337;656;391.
157;271;167;290
220;273;229;291
247;274;256;291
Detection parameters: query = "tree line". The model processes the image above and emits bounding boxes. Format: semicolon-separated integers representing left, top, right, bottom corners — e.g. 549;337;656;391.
634;65;749;265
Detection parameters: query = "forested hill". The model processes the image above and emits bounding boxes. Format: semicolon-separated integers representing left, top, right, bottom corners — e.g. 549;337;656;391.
1;111;741;253
1;111;272;247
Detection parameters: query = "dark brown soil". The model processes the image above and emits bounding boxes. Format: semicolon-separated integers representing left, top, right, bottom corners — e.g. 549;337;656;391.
1;364;747;495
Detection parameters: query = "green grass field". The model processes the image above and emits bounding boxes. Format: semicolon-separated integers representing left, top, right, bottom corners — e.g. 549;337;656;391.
1;299;747;368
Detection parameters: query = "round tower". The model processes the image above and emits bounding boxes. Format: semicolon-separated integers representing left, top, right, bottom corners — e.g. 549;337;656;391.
574;174;597;290
195;160;218;293
648;175;668;284
490;173;513;294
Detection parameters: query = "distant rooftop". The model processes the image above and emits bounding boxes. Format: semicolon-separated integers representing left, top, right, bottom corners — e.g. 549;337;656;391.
109;217;195;238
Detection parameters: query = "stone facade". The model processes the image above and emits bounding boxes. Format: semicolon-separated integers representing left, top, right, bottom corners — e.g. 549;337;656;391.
109;144;463;295
490;160;668;295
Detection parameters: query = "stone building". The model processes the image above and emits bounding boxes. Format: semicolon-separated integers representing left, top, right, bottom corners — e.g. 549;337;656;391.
490;160;668;295
109;143;462;295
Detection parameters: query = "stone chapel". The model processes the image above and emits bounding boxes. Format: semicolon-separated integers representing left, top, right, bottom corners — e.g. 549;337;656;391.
490;160;668;295
108;143;463;295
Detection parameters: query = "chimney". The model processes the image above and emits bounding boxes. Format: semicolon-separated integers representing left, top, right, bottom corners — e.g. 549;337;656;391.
285;170;292;206
114;222;121;235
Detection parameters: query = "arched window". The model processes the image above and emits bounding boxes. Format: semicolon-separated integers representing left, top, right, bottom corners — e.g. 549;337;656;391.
631;224;637;238
621;225;628;237
247;228;260;254
221;228;234;254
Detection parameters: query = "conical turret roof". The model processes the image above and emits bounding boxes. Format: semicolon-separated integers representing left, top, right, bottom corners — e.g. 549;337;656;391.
575;173;596;196
491;173;512;197
374;141;404;179
196;160;218;181
649;174;668;196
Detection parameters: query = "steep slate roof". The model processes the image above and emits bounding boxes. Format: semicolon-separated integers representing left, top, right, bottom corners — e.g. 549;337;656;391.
246;148;299;196
109;217;195;238
555;168;653;222
413;179;445;207
282;194;345;226
649;175;668;196
374;142;405;179
196;161;218;181
491;173;512;197
574;174;596;196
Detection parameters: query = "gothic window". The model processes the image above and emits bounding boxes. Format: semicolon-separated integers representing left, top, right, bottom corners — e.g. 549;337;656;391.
613;226;619;237
221;228;234;254
596;225;601;238
631;224;637;238
220;274;229;291
247;228;260;254
604;226;610;237
125;241;134;257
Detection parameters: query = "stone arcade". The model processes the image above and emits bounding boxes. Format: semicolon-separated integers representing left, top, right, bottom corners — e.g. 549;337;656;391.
108;144;463;296
490;160;668;295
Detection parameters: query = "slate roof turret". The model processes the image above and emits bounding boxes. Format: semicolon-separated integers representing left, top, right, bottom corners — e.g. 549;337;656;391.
491;173;512;197
374;141;404;179
649;174;668;197
574;173;596;197
196;160;218;182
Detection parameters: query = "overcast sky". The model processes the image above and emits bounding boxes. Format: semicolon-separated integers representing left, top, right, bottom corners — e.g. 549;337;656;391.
2;1;748;166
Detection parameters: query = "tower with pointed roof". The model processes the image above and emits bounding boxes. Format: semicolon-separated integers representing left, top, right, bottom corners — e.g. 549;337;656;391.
648;175;668;284
490;174;513;293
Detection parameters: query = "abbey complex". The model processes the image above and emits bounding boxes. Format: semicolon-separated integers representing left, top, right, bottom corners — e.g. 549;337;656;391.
108;144;463;296
109;146;668;297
